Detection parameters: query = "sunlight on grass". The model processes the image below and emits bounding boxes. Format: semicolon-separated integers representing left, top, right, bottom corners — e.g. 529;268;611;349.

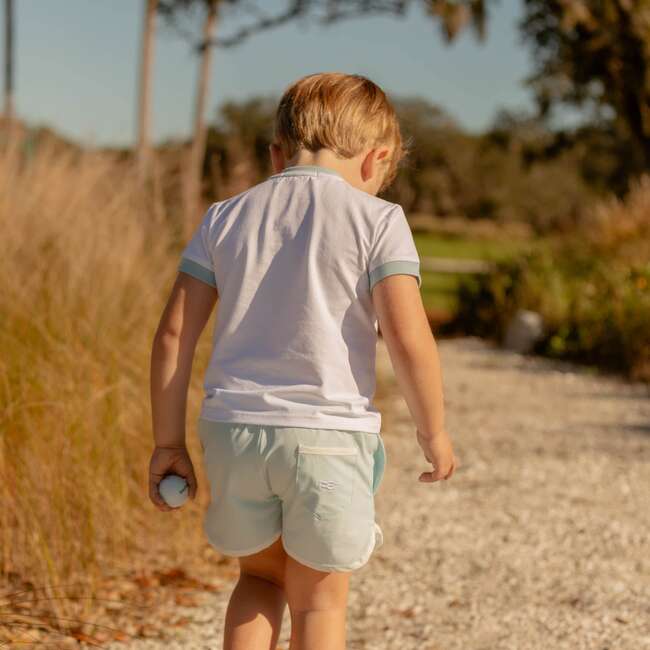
419;271;465;312
413;232;533;313
413;231;530;262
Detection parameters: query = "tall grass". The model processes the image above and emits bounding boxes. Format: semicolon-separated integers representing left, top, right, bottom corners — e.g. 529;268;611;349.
0;132;215;636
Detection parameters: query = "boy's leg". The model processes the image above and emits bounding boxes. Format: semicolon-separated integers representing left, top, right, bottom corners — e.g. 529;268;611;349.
223;536;288;650
284;552;350;650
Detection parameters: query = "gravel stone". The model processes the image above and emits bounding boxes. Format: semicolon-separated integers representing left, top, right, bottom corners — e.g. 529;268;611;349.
103;336;650;650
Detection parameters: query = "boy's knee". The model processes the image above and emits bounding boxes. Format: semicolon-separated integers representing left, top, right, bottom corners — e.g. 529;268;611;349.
288;596;348;614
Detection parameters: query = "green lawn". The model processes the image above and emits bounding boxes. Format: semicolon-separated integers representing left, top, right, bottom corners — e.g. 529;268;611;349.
413;231;531;261
413;232;534;313
419;270;469;313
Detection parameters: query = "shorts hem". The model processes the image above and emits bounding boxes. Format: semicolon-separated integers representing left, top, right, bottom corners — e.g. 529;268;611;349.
204;529;283;557
281;523;378;573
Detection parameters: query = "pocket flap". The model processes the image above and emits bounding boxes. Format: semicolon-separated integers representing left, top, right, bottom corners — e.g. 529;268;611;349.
298;444;358;456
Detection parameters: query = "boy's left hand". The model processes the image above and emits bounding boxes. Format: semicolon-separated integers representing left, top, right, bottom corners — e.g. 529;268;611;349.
148;445;198;511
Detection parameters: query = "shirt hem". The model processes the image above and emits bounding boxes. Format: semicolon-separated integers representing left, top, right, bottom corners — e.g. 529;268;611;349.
198;408;382;434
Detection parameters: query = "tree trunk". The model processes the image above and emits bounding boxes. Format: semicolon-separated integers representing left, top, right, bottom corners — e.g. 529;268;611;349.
136;0;158;182
3;0;14;123
612;1;650;173
183;0;218;240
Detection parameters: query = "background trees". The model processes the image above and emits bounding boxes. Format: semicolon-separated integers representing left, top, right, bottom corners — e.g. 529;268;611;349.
139;0;492;233
520;0;650;188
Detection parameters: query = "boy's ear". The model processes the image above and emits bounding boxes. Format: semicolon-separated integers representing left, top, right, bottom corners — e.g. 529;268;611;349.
269;142;285;174
360;149;375;183
360;146;391;183
375;146;391;163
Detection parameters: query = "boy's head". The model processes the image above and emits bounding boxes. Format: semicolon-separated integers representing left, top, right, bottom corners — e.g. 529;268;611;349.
270;72;407;195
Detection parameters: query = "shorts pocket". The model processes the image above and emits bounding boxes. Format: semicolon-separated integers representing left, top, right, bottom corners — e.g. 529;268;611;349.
295;444;358;521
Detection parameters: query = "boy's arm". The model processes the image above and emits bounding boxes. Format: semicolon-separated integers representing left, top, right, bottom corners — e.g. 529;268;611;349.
372;273;445;435
371;273;456;481
150;272;218;449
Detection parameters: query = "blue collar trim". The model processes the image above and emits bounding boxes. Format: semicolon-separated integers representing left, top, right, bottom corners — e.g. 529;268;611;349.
270;164;344;180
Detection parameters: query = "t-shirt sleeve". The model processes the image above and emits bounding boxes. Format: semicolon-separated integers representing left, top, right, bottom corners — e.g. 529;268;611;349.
367;205;421;291
177;203;218;289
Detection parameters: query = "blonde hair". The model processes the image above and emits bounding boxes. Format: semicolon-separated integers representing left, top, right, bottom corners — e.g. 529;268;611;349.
273;72;407;191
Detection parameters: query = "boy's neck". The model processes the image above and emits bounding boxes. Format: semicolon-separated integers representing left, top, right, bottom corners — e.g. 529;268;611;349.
285;149;364;188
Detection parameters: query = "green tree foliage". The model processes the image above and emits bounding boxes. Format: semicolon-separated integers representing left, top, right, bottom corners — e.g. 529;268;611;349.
204;95;278;195
521;0;650;180
158;1;492;49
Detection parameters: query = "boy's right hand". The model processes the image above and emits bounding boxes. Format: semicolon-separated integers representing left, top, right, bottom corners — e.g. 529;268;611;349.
148;444;198;512
416;429;456;482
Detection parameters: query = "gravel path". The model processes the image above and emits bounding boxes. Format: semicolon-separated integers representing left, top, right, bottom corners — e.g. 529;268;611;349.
105;336;650;650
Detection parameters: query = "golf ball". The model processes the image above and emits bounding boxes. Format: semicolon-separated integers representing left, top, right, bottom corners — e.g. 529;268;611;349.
159;474;189;508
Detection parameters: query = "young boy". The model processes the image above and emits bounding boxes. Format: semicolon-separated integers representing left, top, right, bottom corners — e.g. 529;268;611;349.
149;72;456;650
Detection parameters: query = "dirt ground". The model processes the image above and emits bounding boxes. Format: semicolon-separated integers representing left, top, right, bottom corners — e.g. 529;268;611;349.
99;335;650;650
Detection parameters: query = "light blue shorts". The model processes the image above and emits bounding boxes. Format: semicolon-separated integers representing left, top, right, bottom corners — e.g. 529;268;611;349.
197;418;387;573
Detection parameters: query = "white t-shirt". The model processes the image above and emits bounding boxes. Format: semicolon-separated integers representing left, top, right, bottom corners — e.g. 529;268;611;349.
178;164;421;434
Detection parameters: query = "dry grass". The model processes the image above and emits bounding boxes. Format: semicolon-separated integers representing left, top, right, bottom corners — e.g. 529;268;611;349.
0;130;222;644
579;173;650;263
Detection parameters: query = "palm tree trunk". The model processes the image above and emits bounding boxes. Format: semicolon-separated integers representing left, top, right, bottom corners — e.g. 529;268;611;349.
183;0;218;239
136;0;158;181
3;0;14;123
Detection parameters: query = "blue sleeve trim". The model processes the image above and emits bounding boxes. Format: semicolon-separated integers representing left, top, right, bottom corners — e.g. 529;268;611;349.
178;257;217;289
369;260;421;291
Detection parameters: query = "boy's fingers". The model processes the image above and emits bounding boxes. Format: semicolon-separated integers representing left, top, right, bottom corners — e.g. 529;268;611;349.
149;478;172;511
419;464;454;482
418;470;442;482
444;458;456;480
186;472;198;500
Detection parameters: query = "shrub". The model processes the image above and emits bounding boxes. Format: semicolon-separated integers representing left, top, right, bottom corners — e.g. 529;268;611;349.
448;224;650;381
